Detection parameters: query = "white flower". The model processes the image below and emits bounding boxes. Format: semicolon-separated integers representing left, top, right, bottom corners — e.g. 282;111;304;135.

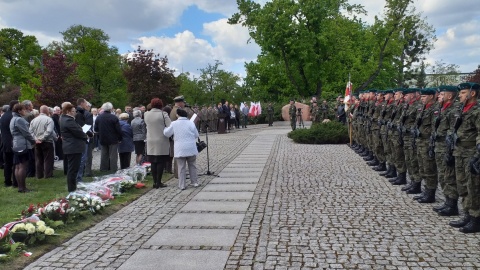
15;223;26;231
37;225;46;233
100;203;105;207
26;223;36;234
70;195;76;200
96;205;101;211
36;221;45;227
79;203;84;208
83;197;88;201
44;228;55;235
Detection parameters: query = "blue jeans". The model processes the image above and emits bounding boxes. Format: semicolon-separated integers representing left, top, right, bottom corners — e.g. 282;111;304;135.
76;143;88;182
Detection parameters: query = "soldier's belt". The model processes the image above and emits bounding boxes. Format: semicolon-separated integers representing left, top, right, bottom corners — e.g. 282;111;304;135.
456;141;476;147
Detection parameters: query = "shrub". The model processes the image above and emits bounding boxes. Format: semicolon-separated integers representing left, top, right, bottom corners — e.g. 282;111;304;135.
288;121;349;144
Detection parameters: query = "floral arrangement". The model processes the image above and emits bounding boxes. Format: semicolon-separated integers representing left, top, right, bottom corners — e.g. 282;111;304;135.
67;194;106;214
10;221;55;245
38;198;78;225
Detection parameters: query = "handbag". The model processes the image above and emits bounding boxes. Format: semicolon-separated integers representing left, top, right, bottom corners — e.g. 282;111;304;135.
196;138;207;153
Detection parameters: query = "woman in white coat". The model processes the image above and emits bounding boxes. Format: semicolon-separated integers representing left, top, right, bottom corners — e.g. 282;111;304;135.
163;108;199;190
144;98;171;188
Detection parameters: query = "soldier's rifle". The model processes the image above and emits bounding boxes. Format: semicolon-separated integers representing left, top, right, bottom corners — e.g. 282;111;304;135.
386;104;397;140
397;103;409;146
446;86;472;166
411;104;426;150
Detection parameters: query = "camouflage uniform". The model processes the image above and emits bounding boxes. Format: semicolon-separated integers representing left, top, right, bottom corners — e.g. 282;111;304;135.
289;103;296;130
378;97;395;168
401;96;422;188
389;99;406;175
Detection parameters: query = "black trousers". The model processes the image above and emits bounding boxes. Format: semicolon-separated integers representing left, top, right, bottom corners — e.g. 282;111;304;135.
65;153;82;192
119;152;131;169
3;151;16;186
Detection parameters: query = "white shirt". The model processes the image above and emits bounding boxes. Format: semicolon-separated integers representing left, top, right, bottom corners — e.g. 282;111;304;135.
163;117;199;157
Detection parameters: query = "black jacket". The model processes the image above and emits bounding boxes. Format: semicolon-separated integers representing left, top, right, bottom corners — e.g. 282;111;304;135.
60;114;87;155
94;111;122;145
0;110;14;153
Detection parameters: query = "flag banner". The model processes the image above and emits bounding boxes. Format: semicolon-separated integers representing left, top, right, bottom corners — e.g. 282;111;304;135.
344;81;352;111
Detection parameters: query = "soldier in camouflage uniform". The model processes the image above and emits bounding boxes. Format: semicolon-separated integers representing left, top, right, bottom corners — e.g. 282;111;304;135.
400;89;422;193
362;90;377;162
289;100;296;131
366;91;385;167
386;89;406;182
200;105;208;133
350;95;361;149
310;101;321;124
375;90;394;172
410;88;438;203
449;82;480;233
356;92;369;156
320;100;329;120
430;85;460;215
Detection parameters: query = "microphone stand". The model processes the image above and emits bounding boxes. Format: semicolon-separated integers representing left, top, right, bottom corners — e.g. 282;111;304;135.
201;121;218;177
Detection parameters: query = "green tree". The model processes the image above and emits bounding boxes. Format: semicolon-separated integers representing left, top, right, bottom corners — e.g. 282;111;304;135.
429;60;461;86
59;25;126;106
123;46;178;106
466;65;480;84
0;28;42;86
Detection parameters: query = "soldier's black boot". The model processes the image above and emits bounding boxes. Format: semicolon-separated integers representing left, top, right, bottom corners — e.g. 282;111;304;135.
367;157;379;166
363;151;374;161
449;213;470;228
355;146;364;153
437;198;459;216
405;181;422;194
373;162;387;171
379;164;392;176
392;172;407;185
459;216;480;233
385;166;397;179
417;188;436;203
433;198;448;213
360;149;370;157
413;190;425;200
401;179;415;191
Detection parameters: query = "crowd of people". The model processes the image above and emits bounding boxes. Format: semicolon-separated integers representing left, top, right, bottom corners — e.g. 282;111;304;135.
0;95;203;193
348;82;480;234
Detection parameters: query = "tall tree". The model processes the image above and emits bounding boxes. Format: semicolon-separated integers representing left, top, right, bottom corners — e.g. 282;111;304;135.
428;60;461;86
59;25;125;105
31;50;87;107
123;46;178;106
0;28;42;85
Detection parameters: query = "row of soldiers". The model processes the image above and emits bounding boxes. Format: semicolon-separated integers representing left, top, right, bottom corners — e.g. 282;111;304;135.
192;105;223;133
349;82;480;234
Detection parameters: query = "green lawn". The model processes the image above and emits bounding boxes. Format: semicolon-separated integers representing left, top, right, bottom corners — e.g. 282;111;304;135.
0;169;168;269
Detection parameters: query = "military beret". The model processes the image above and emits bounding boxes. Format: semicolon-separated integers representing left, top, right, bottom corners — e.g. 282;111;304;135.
393;88;405;93
173;95;185;102
438;85;458;92
366;89;377;93
403;88;416;94
458;82;480;90
383;90;394;94
420;88;436;95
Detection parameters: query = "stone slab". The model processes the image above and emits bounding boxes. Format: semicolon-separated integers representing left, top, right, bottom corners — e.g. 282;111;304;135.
165;213;245;227
210;178;259;184
118;250;230;270
219;171;262;178
192;191;254;200
221;167;264;172
181;201;250;212
202;184;257;192
145;229;239;246
224;164;265;168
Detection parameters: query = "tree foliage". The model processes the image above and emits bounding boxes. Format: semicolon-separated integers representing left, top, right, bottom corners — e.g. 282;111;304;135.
466;65;480;84
230;0;435;101
32;50;88;107
0;28;41;86
123;46;178;106
59;25;126;106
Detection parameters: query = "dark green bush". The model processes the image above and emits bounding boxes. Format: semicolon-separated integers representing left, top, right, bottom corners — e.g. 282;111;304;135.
287;121;349;144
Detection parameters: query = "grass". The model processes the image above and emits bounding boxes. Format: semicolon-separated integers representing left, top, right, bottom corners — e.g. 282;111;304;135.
0;168;169;270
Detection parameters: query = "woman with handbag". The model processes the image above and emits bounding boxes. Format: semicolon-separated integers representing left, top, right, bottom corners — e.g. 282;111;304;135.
163;108;199;190
144;98;170;189
9;103;36;193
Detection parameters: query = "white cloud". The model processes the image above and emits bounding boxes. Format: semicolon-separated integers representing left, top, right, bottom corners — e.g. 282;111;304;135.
190;0;238;16
134;18;260;78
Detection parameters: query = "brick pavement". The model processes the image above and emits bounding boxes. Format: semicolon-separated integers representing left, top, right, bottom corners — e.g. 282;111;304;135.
26;122;480;269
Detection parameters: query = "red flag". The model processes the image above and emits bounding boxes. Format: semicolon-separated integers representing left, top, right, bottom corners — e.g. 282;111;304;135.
344;81;352;110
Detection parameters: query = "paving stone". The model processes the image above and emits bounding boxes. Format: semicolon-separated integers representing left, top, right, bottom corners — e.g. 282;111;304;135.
118;250;230;270
145;229;238;247
165;213;245;227
181;201;251;212
202;184;258;192
210;178;260;184
192;191;254;200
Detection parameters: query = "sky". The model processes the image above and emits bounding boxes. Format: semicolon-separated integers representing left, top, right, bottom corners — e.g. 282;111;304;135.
0;0;479;79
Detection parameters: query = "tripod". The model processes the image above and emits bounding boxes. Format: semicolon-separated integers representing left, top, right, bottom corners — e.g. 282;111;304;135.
201;121;218;177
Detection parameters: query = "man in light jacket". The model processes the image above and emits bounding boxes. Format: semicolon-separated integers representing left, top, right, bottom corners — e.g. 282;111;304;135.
29;105;55;178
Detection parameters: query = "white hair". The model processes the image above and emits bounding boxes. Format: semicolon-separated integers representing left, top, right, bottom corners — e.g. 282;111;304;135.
133;109;142;118
101;102;113;111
